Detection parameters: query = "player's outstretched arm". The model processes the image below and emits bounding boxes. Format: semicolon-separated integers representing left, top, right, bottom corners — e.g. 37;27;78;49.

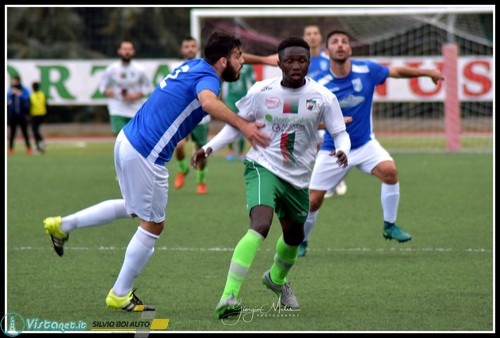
198;89;270;149
242;53;279;66
389;67;444;85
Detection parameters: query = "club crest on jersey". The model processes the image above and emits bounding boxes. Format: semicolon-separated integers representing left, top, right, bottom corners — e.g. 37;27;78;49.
306;99;317;111
352;78;362;92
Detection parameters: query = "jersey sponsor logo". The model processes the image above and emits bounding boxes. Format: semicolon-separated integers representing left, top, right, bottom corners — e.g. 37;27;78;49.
265;97;281;108
339;94;365;109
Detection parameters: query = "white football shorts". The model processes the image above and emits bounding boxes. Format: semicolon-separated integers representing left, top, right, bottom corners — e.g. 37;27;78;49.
114;130;169;223
309;138;393;191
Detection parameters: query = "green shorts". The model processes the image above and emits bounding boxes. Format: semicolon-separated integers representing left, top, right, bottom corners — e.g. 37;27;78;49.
110;115;132;135
190;123;209;148
244;160;309;224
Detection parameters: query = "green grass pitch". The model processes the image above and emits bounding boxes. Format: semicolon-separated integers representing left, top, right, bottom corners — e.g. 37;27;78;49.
6;140;493;332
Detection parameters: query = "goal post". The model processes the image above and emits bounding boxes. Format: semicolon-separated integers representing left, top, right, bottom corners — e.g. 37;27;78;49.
190;5;493;153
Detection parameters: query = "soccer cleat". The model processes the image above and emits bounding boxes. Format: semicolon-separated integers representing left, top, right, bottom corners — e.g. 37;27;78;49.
43;216;69;256
262;270;299;309
106;289;155;312
196;182;208;195
335;180;347;196
26;148;33;155
174;172;187;189
215;294;242;319
297;241;308;257
8;148;14;155
383;222;412;243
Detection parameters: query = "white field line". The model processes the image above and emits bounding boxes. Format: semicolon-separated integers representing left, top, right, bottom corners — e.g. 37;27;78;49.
9;246;492;253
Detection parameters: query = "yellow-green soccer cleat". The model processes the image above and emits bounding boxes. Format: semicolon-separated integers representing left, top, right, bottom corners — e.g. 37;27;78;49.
106;289;155;312
43;216;69;256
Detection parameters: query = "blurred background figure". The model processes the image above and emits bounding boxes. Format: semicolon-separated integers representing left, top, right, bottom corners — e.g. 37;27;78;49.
7;75;32;155
99;39;153;136
222;64;256;161
173;36;212;195
30;81;48;154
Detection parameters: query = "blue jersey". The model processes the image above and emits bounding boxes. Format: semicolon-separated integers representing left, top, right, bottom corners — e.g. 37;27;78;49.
308;50;330;78
123;58;220;165
314;60;389;150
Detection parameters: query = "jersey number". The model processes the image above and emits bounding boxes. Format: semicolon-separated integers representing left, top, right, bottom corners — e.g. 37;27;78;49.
160;65;190;89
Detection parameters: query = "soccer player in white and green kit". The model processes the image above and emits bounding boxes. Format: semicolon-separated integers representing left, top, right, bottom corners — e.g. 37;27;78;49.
192;37;351;319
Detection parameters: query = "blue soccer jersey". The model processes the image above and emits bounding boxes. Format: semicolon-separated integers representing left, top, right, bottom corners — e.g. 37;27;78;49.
308;50;330;78
314;59;389;150
123;58;220;165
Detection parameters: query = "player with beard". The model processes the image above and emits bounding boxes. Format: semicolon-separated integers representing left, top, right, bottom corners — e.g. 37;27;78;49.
300;30;443;254
191;37;350;319
99;40;154;135
43;31;271;312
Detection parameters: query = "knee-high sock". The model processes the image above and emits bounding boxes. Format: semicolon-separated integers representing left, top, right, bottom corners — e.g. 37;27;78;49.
177;158;188;175
196;168;207;184
61;199;130;234
303;210;318;242
112;226;159;296
220;229;264;300
381;183;399;224
269;235;298;285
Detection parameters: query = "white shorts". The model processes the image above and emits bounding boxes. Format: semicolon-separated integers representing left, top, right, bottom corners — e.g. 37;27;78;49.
309;139;393;191
114;130;169;223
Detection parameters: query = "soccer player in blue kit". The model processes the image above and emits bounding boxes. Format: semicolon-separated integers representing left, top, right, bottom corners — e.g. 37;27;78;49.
299;30;444;256
42;31;271;312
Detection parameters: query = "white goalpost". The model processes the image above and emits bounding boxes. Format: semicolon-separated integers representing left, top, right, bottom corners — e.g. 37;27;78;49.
190;5;494;153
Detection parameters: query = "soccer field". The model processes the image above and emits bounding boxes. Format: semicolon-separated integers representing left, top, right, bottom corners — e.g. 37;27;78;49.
6;140;494;332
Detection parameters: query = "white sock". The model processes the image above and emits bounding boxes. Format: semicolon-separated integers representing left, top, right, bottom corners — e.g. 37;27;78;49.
112;227;159;296
381;183;399;224
60;199;130;233
303;210;319;241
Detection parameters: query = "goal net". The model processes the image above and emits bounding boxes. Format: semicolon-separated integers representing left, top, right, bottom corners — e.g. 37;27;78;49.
191;6;493;153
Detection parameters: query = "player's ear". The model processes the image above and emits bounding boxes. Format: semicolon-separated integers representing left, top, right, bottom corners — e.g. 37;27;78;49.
220;57;228;68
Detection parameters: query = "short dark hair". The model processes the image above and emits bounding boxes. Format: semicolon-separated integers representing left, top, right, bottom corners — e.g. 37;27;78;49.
32;82;40;91
325;30;350;47
119;39;135;48
182;36;196;43
277;37;310;59
204;31;242;65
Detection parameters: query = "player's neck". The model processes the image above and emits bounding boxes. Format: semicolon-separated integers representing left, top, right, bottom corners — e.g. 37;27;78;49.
310;46;322;57
330;58;351;78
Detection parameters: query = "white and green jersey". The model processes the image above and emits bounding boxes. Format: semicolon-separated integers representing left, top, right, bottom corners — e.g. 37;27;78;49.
99;60;153;118
204;77;350;189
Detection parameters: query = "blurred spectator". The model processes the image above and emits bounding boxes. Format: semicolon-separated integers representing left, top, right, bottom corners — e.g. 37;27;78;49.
7;75;32;155
30;82;48;153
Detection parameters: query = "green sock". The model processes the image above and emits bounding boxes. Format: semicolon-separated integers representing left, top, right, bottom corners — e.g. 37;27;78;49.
177;158;189;175
221;229;264;300
238;138;246;155
269;235;298;285
196;168;207;184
